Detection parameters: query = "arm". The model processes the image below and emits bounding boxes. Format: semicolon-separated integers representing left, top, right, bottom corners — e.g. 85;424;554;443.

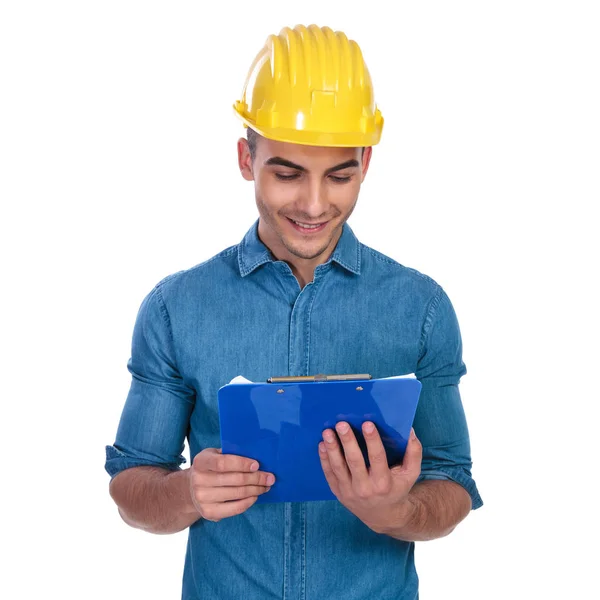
109;451;274;534
319;285;482;539
105;282;197;532
412;285;483;512
109;466;199;535
379;479;472;542
105;284;274;534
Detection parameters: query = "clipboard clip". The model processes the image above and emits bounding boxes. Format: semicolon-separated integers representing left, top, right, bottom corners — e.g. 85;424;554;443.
267;373;372;383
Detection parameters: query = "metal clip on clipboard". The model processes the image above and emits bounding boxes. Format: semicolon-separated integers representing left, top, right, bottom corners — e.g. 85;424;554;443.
267;373;372;383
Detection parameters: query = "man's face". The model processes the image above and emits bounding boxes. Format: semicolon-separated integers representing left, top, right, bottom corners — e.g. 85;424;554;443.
238;135;372;262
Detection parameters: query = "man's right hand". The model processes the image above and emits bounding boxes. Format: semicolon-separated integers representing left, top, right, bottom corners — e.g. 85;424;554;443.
188;448;275;522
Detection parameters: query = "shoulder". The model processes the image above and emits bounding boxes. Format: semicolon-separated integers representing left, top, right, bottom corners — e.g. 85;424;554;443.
149;243;240;300
359;242;462;343
359;242;442;301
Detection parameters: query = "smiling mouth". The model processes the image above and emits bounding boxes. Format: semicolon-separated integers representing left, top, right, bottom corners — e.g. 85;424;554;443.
290;219;324;229
286;217;329;233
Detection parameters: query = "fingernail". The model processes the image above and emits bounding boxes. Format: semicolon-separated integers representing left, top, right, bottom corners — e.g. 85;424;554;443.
250;462;259;471
323;429;335;443
336;422;349;434
319;442;327;454
267;474;275;485
410;428;416;440
363;422;375;434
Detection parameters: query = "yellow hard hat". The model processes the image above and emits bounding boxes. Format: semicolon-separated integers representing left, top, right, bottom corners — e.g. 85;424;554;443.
233;24;383;147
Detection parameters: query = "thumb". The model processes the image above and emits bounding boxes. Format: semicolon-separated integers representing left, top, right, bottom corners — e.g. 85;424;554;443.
393;428;422;479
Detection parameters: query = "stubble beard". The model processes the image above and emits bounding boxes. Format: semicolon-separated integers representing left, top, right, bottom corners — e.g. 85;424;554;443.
256;191;358;261
281;230;337;261
257;202;341;261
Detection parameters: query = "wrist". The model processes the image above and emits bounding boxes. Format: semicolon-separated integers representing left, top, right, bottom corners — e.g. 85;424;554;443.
376;496;419;537
166;468;201;517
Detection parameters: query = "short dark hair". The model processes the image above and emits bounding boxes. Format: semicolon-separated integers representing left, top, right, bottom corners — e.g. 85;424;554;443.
246;127;365;161
246;127;260;162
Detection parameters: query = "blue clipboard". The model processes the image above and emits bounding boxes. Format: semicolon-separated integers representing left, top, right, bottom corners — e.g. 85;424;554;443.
218;375;422;503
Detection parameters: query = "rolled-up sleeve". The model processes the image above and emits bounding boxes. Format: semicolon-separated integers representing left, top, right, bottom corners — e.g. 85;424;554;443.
414;285;483;510
105;282;196;480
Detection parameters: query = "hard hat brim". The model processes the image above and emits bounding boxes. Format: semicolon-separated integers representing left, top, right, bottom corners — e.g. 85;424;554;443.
234;106;383;148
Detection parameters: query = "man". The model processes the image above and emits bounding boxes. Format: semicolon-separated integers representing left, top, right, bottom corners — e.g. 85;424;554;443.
105;24;482;600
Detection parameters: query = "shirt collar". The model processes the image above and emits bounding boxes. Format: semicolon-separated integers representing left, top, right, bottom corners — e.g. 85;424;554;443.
238;219;362;277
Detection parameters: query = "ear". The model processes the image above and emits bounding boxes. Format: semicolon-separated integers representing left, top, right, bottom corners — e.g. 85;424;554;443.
360;146;373;182
237;137;254;181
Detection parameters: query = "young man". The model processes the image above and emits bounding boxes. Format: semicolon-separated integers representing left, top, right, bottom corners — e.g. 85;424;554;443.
106;24;482;599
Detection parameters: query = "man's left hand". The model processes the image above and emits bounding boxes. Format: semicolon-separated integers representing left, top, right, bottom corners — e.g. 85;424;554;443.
318;421;422;534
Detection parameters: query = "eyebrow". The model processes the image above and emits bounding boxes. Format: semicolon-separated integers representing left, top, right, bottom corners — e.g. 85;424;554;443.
264;157;360;175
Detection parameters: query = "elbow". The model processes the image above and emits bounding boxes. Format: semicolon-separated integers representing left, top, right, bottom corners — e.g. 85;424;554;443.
109;476;139;530
108;471;147;531
108;471;184;536
108;472;127;511
116;506;168;535
438;523;458;539
116;506;142;530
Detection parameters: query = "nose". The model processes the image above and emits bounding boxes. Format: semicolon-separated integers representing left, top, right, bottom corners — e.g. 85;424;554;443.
295;178;328;220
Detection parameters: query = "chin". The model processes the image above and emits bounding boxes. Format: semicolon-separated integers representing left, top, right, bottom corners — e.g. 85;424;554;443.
283;239;331;261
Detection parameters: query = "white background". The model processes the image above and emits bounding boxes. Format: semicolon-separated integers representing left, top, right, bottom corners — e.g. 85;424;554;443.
1;1;598;598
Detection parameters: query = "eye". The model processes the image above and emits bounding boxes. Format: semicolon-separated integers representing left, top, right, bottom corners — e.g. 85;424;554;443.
329;175;352;183
274;172;300;181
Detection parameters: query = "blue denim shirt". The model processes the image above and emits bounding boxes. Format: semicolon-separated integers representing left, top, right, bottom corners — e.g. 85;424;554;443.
105;219;483;600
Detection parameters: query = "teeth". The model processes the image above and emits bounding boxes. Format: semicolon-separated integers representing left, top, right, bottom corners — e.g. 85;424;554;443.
293;220;322;229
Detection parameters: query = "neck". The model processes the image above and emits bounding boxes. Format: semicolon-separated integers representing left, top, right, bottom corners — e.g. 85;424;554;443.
290;264;315;289
257;220;343;289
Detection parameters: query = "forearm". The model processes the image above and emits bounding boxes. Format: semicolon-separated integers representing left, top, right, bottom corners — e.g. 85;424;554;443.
379;480;472;542
109;466;201;534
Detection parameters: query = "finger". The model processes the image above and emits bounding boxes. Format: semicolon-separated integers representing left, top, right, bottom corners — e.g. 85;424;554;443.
394;428;422;480
334;421;369;481
209;471;275;488
318;442;340;496
200;496;258;522
202;450;260;474
362;421;389;479
193;485;270;504
322;428;351;486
